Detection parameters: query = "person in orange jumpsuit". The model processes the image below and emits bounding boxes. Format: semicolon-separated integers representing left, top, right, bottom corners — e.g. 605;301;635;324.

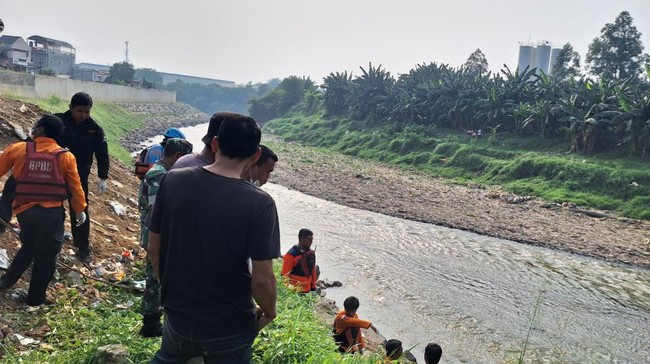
333;296;379;354
281;228;319;293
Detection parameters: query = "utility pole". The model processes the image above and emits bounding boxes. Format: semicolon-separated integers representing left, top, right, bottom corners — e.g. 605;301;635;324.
124;41;130;63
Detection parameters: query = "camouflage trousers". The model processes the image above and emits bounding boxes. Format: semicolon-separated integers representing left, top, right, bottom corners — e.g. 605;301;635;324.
140;255;161;316
139;223;160;316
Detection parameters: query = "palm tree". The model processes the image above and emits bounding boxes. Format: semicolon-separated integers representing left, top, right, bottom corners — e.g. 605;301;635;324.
349;63;395;124
322;71;353;116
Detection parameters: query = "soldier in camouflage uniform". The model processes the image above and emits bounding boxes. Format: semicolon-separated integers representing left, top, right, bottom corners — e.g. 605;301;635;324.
138;138;192;337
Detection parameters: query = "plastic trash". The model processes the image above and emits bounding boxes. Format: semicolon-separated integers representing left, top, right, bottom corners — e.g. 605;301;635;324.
13;334;39;346
109;201;126;216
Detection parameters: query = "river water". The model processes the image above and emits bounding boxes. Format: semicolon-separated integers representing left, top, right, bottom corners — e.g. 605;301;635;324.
144;124;650;363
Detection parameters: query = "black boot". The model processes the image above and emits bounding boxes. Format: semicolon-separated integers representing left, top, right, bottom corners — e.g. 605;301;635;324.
0;277;11;290
139;313;163;338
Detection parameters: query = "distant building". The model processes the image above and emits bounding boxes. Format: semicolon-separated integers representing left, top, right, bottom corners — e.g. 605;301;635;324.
0;35;31;72
517;41;562;75
159;71;235;87
72;62;111;82
28;35;76;76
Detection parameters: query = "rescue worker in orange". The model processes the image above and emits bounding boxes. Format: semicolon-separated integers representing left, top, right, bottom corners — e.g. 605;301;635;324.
281;228;319;293
333;296;379;354
0;115;87;306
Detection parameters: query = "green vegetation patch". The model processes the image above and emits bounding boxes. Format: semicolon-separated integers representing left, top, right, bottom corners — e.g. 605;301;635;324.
2;262;384;364
254;274;384;363
265;112;650;220
2;286;158;363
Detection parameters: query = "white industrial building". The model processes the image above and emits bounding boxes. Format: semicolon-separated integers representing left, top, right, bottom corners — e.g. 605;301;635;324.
517;41;562;75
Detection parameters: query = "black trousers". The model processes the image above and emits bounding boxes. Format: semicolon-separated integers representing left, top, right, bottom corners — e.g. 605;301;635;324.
1;206;64;305
68;175;90;253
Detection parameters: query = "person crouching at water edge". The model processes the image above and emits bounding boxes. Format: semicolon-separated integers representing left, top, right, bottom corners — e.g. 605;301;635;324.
0;115;87;306
333;296;379;354
282;228;320;293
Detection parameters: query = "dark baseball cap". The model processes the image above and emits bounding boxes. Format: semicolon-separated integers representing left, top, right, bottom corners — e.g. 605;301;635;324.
202;112;244;145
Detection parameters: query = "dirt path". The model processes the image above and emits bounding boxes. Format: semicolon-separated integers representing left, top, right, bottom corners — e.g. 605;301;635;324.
268;139;650;268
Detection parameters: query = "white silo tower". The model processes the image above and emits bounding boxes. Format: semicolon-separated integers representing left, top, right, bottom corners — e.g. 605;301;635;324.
534;41;552;74
549;47;562;75
517;42;535;75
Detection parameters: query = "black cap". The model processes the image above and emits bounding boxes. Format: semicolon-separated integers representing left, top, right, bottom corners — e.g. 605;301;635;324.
202;112;242;145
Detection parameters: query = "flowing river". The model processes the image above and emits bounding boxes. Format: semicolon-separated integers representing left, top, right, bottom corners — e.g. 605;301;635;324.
142;124;650;363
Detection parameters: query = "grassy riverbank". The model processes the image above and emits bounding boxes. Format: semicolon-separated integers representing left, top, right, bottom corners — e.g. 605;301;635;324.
1;98;384;363
16;95;144;164
265;111;650;220
1;263;384;363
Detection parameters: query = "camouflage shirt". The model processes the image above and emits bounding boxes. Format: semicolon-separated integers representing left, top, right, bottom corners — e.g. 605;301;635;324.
138;161;169;222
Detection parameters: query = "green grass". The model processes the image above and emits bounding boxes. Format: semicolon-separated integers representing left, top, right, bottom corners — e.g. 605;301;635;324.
253;270;384;364
1;284;159;363
265;112;650;220
1;262;384;364
13;95;144;164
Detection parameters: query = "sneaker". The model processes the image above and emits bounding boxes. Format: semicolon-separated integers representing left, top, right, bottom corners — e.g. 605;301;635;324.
25;297;54;306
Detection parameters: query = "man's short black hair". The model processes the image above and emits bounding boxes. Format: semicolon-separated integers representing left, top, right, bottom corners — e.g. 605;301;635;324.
298;228;313;239
424;343;442;364
385;339;403;359
35;114;65;139
257;144;278;165
70;92;93;107
343;296;360;312
217;115;261;159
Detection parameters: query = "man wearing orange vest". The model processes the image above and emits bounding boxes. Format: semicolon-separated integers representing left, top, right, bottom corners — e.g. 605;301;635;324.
0;115;87;306
281;228;319;293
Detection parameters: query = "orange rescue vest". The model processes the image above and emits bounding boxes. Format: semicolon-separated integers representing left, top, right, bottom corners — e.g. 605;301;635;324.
14;141;69;207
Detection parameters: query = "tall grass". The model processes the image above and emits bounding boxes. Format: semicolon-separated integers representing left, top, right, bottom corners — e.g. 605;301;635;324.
265;113;650;220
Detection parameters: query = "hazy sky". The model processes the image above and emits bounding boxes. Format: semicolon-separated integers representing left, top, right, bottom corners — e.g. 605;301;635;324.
2;0;649;84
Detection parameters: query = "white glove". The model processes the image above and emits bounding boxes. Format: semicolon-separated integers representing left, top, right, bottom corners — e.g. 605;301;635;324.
98;179;108;194
76;211;87;227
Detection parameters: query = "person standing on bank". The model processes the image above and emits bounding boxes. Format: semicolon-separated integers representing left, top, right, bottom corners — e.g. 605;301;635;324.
55;92;109;263
147;115;280;363
137;138;193;337
0;115;87;305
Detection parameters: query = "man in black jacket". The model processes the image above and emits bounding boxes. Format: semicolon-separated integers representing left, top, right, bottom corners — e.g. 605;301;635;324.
55;92;109;263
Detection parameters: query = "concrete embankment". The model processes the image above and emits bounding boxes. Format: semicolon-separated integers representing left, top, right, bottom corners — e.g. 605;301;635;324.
118;102;209;152
0;70;176;103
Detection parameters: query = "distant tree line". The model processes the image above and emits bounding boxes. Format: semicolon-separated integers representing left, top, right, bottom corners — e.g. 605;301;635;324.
254;11;650;157
248;76;318;123
165;79;281;115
